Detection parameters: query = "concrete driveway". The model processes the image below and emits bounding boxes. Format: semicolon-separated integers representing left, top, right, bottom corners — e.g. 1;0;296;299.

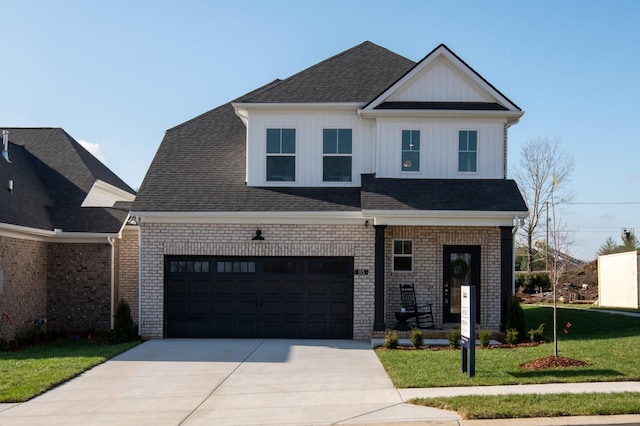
0;339;460;425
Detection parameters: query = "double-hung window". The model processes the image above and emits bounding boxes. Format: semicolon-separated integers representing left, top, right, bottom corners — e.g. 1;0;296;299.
458;130;477;172
266;128;295;181
393;240;413;272
323;129;352;182
401;130;420;172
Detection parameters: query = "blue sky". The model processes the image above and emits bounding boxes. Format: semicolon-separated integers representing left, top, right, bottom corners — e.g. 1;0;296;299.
2;0;639;260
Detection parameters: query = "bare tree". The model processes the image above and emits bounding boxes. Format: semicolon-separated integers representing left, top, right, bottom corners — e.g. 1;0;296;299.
511;138;575;272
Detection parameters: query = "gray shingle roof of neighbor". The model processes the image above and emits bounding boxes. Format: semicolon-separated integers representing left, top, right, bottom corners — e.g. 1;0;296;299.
0;128;135;233
133;41;526;214
360;174;528;212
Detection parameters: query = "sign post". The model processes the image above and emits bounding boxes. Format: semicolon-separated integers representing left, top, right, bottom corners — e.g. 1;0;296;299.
461;285;476;377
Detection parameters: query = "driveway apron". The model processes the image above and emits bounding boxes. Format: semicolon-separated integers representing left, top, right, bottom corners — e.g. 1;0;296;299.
0;339;459;426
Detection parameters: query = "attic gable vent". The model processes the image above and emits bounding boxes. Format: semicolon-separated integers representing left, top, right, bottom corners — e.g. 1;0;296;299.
1;130;9;163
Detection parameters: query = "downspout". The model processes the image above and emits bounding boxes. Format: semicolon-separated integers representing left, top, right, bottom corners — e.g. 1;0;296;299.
511;215;521;294
107;236;116;330
137;216;141;337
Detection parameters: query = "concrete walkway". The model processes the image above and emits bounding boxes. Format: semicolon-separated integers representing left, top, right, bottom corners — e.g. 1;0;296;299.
0;338;639;425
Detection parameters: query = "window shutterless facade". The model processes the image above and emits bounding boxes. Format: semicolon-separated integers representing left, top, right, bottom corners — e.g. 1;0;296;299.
322;129;353;182
401;130;420;172
323;129;352;182
392;239;413;272
266;128;296;181
458;130;477;172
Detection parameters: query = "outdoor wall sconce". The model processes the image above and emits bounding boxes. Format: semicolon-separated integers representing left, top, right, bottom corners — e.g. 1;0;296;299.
252;229;264;240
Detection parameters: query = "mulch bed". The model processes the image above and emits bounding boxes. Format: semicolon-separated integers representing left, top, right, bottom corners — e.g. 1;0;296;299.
520;355;590;370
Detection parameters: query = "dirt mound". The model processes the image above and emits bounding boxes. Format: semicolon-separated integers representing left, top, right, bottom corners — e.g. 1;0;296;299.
520;355;590;370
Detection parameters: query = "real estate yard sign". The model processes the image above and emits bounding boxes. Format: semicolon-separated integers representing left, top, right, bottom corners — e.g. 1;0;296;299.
461;285;476;377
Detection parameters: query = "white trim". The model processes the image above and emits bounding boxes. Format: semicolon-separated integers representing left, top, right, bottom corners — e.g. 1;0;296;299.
363;210;529;227
232;102;363;111
81;179;135;207
0;222;121;243
358;108;523;124
132;211;367;225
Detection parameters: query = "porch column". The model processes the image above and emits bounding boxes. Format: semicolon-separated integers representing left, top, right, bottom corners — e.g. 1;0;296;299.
499;226;514;331
374;225;387;331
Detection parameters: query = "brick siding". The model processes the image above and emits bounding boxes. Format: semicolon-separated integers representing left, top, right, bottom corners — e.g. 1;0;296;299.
46;243;112;333
0;236;47;339
139;222;504;340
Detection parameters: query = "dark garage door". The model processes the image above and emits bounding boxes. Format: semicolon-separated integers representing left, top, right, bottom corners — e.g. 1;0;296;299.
165;256;354;338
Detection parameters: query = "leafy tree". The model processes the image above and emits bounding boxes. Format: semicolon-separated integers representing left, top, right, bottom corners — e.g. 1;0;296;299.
598;233;640;256
511;137;575;272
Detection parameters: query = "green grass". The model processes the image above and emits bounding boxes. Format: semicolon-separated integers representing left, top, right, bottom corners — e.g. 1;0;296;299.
412;392;640;420
0;337;139;402
376;305;640;418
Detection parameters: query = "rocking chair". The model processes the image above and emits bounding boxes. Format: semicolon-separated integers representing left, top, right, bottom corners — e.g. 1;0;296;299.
396;284;435;329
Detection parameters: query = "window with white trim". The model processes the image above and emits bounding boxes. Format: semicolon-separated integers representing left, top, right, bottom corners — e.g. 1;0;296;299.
266;128;296;181
393;240;413;272
458;130;477;172
323;128;352;182
401;130;420;172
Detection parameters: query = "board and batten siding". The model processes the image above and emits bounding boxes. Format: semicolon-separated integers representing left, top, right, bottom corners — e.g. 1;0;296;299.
375;119;506;179
245;110;374;187
388;59;491;103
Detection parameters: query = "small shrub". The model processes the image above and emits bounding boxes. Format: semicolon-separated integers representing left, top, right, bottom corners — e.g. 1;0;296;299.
410;328;423;348
383;330;399;349
505;295;525;341
479;330;492;348
505;328;519;345
0;337;8;351
14;325;43;348
447;328;461;348
111;299;138;344
528;323;545;342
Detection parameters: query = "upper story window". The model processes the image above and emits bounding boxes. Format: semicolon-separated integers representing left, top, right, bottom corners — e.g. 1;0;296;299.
393;240;413;272
458;130;477;172
266;128;296;181
323;129;352;182
401;130;420;172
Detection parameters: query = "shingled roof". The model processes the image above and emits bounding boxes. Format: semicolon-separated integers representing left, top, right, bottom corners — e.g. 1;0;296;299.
133;41;526;215
360;174;527;212
235;41;416;103
0;128;135;233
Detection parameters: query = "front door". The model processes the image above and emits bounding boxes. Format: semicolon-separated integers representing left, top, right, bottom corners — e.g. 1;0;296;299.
443;246;480;323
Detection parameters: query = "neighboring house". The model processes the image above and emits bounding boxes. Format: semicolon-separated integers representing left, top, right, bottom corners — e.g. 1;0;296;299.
598;251;640;309
0;128;138;340
132;42;528;340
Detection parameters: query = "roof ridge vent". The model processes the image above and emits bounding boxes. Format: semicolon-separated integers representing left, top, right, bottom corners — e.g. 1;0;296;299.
1;130;9;163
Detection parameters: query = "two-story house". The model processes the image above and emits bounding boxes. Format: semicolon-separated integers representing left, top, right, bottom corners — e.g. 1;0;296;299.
132;42;528;340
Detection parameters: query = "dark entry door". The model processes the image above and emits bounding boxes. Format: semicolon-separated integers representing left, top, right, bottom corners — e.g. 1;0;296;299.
443;246;480;323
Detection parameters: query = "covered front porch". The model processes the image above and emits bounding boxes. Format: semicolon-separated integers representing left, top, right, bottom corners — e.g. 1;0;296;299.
371;224;516;334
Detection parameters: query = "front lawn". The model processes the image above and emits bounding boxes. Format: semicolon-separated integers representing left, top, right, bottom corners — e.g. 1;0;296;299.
377;305;640;387
0;337;139;402
376;305;640;419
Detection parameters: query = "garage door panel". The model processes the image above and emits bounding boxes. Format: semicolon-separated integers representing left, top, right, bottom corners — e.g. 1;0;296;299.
165;256;353;338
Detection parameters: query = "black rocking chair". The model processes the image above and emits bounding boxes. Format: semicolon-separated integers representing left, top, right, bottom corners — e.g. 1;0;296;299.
395;284;435;329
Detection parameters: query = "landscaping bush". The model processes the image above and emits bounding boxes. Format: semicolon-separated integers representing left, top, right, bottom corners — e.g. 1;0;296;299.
447;328;461;348
13;325;44;348
383;330;399;349
528;323;545;342
410;328;423;348
479;330;492;347
0;337;8;352
111;299;138;344
505;295;525;341
505;328;519;345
